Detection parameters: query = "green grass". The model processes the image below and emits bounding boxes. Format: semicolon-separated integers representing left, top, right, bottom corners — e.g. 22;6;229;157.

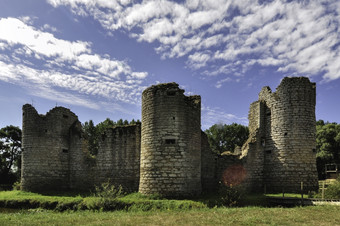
1;191;340;225
265;193;305;198
1;206;340;225
0;190;207;211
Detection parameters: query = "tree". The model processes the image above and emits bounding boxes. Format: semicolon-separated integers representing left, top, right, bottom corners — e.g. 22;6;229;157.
116;119;124;126
204;123;249;155
130;119;136;125
83;120;99;156
0;125;22;184
96;118;115;134
316;120;340;179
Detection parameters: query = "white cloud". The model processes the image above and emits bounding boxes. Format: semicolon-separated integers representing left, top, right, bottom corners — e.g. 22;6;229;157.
0;17;148;108
42;24;58;32
201;105;247;130
47;0;340;83
215;77;232;89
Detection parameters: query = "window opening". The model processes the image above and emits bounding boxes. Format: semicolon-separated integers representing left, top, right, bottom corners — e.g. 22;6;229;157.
165;139;176;144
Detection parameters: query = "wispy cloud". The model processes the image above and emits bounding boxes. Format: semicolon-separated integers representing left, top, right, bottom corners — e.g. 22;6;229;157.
0;17;148;107
202;105;248;130
48;0;340;85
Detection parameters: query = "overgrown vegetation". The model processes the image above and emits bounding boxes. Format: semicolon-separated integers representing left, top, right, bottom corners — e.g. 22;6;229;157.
316;120;340;179
0;125;22;187
204;123;249;155
315;176;340;199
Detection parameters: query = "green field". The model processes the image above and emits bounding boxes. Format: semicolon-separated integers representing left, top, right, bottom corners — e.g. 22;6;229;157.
1;206;340;225
1;190;340;225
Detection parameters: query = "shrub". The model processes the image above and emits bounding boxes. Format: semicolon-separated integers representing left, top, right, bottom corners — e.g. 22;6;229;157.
218;182;244;207
93;181;125;199
12;181;21;191
324;176;340;199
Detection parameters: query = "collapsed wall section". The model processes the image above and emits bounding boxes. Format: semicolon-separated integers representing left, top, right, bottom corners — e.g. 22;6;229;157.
241;77;318;193
139;83;202;197
21;104;79;191
201;131;217;193
241;100;266;192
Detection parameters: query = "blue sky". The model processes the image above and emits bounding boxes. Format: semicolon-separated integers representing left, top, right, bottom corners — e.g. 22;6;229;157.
0;0;339;130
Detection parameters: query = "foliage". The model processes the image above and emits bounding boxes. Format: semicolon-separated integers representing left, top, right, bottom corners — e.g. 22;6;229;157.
0;190;206;212
93;181;125;199
323;176;340;199
82;120;99;156
0;126;22;185
218;182;243;207
204;123;249;154
316;120;340;179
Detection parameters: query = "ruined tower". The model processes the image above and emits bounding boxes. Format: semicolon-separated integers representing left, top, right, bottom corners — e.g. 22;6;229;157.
242;77;318;192
139;83;202;197
21;104;79;191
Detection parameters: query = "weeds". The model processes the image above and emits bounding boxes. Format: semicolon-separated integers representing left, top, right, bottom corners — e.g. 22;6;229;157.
93;181;125;199
218;182;244;207
323;176;340;199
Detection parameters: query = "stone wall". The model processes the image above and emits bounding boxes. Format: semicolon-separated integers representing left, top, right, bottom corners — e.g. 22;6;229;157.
139;83;202;197
94;124;141;192
21;104;79;191
21;77;319;195
241;77;318;192
21;104;141;192
240;101;266;192
201;131;217;193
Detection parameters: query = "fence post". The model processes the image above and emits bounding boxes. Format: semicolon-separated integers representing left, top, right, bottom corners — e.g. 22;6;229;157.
301;182;304;206
322;181;325;200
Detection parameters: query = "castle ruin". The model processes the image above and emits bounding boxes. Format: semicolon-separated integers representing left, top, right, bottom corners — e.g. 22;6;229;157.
21;77;319;195
241;77;319;192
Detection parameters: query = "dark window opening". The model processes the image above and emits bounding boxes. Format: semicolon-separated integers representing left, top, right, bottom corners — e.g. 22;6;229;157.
45;129;48;133
284;132;288;136
167;90;176;96
63;114;69;119
173;117;175;120
312;148;316;153
265;150;272;154
62;149;68;153
165;139;176;144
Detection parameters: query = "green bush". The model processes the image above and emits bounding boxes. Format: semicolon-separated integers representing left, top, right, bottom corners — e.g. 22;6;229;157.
12;181;21;190
218;182;244;207
93;181;125;199
324;176;340;199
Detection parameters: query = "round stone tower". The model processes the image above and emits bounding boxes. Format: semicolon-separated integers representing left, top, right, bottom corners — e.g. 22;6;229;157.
139;83;202;197
259;77;318;192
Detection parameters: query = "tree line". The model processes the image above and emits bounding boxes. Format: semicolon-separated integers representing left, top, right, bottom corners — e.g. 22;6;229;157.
1;119;339;186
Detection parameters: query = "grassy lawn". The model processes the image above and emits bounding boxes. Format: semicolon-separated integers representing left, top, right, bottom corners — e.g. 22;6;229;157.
1;206;340;225
1;190;340;225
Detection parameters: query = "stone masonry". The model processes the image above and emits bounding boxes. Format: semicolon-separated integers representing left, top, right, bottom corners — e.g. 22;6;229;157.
241;77;319;192
21;104;141;192
139;83;201;197
21;78;319;195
